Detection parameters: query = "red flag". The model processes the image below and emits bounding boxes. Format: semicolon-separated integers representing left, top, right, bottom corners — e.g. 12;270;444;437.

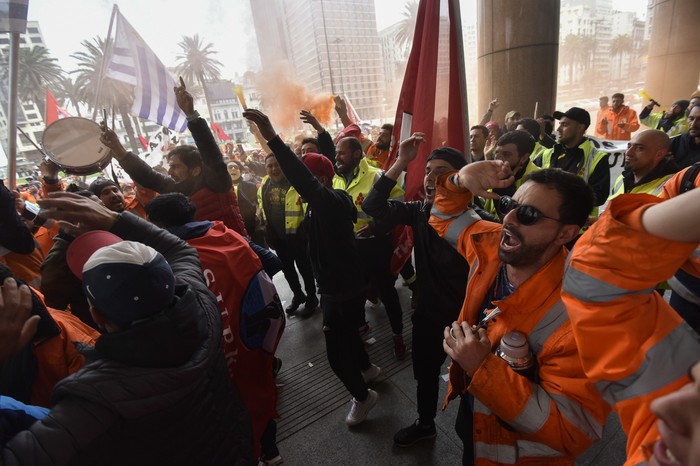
138;134;148;150
387;0;468;274
388;0;467;201
211;122;231;141
45;88;71;126
344;95;361;124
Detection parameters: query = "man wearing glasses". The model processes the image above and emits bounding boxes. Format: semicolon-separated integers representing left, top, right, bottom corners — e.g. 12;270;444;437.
430;161;610;465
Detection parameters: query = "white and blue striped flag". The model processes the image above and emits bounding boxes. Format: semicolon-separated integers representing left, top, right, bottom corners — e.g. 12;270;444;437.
105;11;188;133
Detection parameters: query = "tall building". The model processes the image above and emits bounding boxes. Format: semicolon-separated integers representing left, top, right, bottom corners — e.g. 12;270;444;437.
251;0;385;120
0;21;49;176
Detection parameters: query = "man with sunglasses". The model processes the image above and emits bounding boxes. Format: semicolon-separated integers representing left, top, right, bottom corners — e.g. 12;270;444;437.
430;161;610;465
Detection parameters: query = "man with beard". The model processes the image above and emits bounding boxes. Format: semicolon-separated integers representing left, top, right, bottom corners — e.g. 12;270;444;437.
87;179;152;218
669;104;700;169
431;161;610;465
364;123;392;169
536;107;610;212
597;92;640;141
607;129;677;203
99;78;247;236
640;99;689;137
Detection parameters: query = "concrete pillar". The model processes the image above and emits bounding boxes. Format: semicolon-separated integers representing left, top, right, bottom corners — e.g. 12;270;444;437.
476;0;560;124
645;0;700;104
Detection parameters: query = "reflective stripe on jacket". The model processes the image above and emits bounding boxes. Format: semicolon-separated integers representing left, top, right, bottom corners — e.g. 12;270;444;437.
429;173;610;465
609;173;671;201
257;176;306;236
539;139;608;216
333;157;404;233
561;194;700;465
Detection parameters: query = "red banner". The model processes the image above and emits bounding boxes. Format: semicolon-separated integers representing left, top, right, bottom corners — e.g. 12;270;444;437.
387;0;467;275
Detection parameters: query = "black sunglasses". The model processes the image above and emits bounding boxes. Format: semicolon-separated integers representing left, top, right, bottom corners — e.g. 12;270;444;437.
497;196;561;226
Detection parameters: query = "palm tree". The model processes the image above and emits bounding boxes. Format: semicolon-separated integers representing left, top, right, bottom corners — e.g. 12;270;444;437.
175;34;223;122
53;75;84;117
0;45;63;116
560;34;596;87
394;0;419;54
610;34;634;84
70;37;139;153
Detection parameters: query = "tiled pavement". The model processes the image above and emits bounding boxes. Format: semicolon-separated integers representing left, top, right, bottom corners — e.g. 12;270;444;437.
271;273;627;466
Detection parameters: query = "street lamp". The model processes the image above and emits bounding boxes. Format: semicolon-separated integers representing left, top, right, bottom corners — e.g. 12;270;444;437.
334;38;345;96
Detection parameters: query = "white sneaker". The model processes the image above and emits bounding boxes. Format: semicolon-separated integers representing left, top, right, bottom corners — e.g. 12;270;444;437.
361;364;381;384
345;389;379;426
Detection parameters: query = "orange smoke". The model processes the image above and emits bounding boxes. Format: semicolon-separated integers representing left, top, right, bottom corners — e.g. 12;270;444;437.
253;62;335;132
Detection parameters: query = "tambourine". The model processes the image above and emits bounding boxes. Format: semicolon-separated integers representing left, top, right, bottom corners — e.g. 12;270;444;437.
42;117;113;175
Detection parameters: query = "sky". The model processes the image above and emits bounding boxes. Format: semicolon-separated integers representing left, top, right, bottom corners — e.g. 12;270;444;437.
25;0;646;80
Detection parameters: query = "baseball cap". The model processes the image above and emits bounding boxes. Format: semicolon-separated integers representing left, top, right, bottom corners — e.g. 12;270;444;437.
505;110;520;120
552;107;591;128
333;123;362;144
67;231;175;328
302;153;336;179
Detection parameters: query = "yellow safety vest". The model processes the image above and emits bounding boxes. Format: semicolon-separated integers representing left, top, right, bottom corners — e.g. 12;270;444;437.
332;157;404;233
608;173;672;201
257;175;307;235
641;112;688;137
530;141;547;165
539;139;608;216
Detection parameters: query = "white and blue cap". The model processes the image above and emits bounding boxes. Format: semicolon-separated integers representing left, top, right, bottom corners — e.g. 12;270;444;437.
67;231;175;328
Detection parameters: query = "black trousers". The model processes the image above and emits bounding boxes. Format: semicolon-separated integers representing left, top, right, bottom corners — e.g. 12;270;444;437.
274;234;316;302
322;293;371;401
411;311;449;425
356;234;404;334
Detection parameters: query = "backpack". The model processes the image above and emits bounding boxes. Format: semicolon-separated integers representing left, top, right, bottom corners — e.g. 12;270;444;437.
680;163;700;194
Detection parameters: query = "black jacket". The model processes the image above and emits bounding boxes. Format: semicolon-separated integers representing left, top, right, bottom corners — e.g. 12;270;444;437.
670;133;700;169
0;182;35;254
268;136;365;300
2;213;253;465
363;175;469;327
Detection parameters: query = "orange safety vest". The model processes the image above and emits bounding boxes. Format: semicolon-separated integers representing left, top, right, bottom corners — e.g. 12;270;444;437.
31;289;100;407
596;105;640;141
561;194;700;465
429;173;610;465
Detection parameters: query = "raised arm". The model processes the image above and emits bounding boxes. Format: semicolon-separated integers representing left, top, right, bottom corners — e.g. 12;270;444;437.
479;99;499;126
300;110;336;161
362;133;425;225
244;109;329;208
175;78;231;192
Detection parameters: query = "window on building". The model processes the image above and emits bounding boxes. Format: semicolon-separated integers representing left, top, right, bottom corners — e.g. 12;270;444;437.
27;27;39;33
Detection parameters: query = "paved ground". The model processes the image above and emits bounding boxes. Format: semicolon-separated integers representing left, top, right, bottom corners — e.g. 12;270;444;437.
271;271;627;466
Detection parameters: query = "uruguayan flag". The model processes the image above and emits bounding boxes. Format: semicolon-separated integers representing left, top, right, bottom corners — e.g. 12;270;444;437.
105;11;188;133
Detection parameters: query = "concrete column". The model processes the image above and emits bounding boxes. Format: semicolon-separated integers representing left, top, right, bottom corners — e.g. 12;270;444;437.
476;0;560;124
645;0;700;104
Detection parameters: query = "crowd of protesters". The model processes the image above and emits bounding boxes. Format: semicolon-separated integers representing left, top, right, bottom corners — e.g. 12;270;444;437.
1;75;700;466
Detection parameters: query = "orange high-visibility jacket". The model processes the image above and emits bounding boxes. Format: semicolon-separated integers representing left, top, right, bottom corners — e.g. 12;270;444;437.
596;105;640;141
561;194;700;465
429;173;610;465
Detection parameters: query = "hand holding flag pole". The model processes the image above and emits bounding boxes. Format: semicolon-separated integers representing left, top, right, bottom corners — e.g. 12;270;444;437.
174;77;195;117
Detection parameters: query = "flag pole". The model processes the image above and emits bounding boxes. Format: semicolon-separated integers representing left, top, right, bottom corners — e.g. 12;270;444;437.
92;4;119;120
7;32;20;189
449;0;470;162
